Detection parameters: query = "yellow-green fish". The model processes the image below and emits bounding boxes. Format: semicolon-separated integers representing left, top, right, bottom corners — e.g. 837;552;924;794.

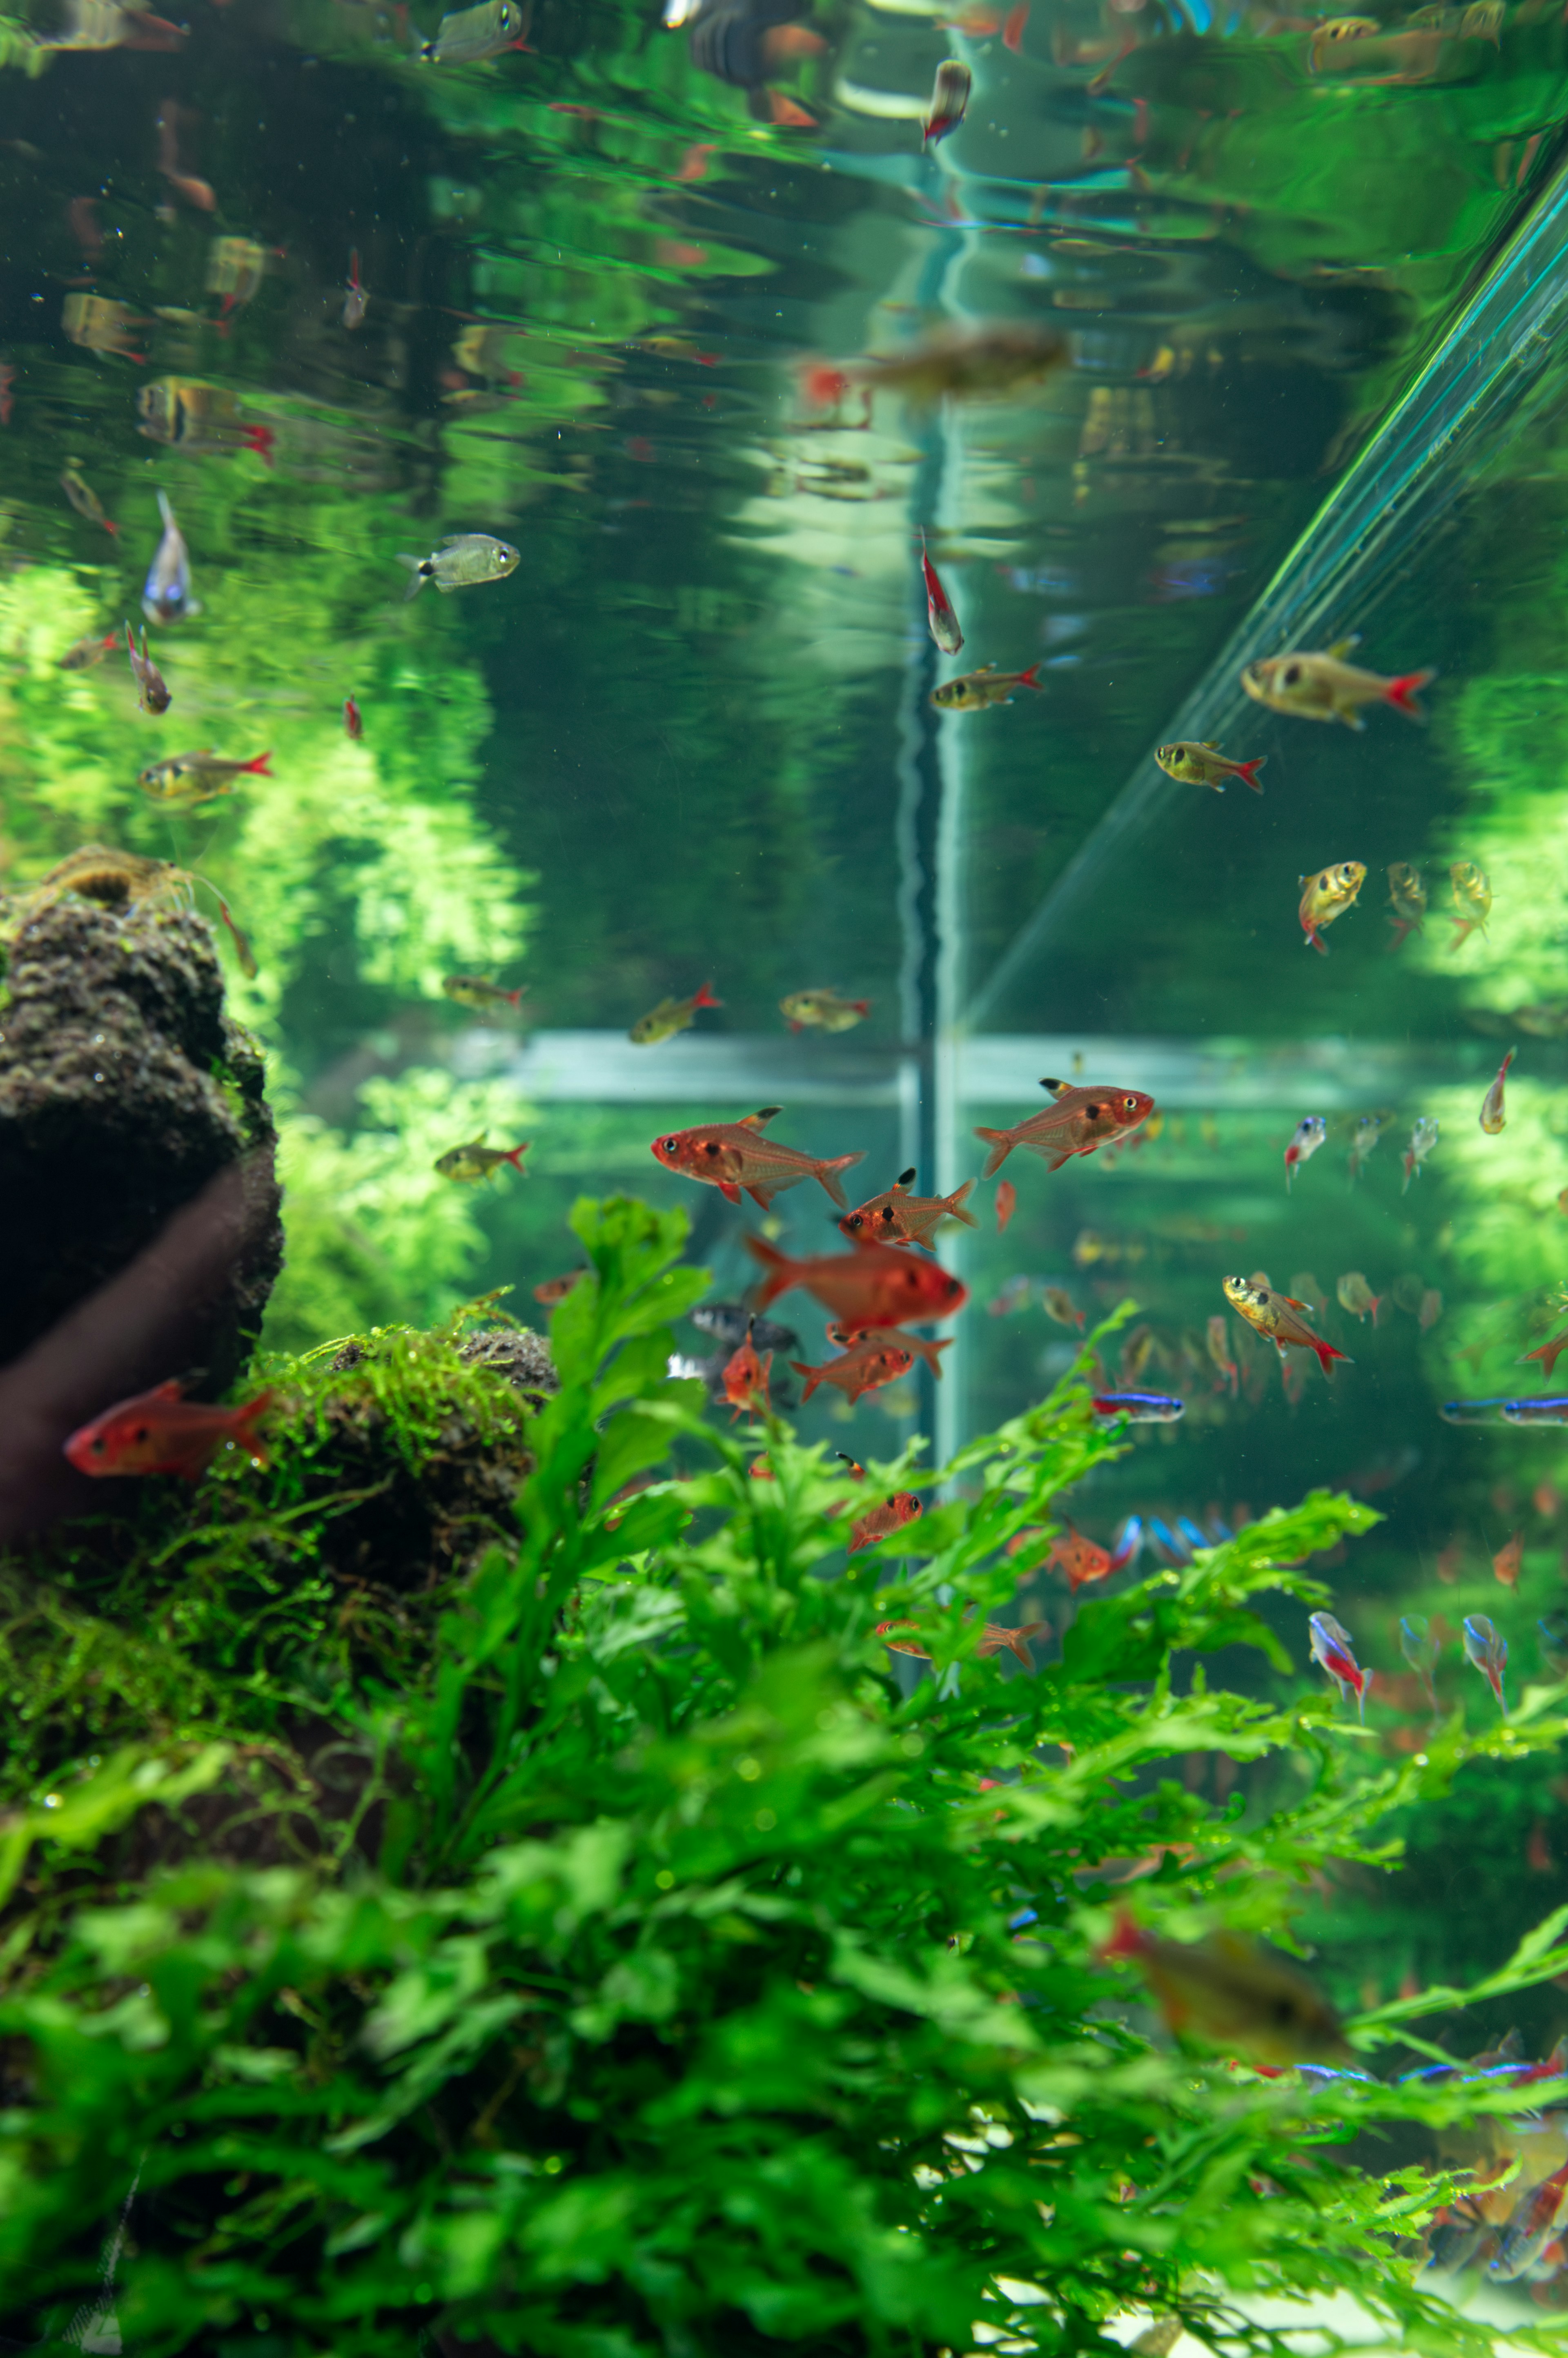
780;988;870;1033
434;1133;530;1183
442;974;525;1011
1298;860;1366;954
931;661;1044;712
1242;637;1435;728
138;749;273;806
419;0;531;61
629;981;722;1046
1385;861;1425;948
1449;861;1491;950
1156;741;1266;794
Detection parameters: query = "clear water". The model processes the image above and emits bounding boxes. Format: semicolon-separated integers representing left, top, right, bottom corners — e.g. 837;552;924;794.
4;0;1568;1998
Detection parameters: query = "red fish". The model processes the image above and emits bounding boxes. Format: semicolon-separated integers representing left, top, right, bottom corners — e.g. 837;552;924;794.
344;695;363;740
651;1108;865;1209
877;1612;1046;1663
838;1171;977;1250
920;534;964;656
792;1332;913;1404
825;1320;951;1380
1046;1525;1115;1592
850;1492;923;1551
722;1323;772;1421
745;1233;969;1332
65;1379;272;1483
1521;1331;1568;1380
975;1078;1156;1178
996;1178;1016;1232
1002;1;1029;47
1493;1532;1522;1588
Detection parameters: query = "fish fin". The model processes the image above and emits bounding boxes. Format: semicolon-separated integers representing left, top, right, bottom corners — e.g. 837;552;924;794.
1016;662;1044;690
1385;666;1436;721
1039;1077;1071;1097
741;1107;782;1129
244;425;276;467
790;1360;824;1400
743;1231;797;1310
787;1019;802;1033
1047;1152;1073;1171
1002;1625;1041;1666
150;1378;185;1401
1002;1;1028;46
240;751;273;776
814;1151;866;1209
974;1126;1015;1180
946;1179;980;1228
233;1386;274;1467
693;982;723;1009
1234;755;1267;792
396;555;429;599
1327;633;1361;658
746;1182;781;1210
718;1181;743;1205
157;488;174;526
896;1168;917;1187
502;1142;530;1171
505;987;524;1007
852;1000;871;1015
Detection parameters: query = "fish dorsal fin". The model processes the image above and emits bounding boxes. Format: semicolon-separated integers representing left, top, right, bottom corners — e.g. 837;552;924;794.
896;1167;916;1187
1039;1077;1071;1098
1327;633;1361;659
151;1378;185;1401
1201;740;1220;750
1281;1295;1312;1313
740;1106;783;1130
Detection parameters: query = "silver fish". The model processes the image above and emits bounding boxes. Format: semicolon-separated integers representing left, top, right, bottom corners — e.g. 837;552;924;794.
396;533;519;598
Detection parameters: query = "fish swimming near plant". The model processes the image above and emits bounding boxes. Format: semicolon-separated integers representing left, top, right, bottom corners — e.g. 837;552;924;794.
1464;1613;1508;1714
745;1232;968;1331
1298;861;1366;954
59;630;120;671
343;695;364;739
931;661;1044;712
838;1170;978;1249
420;0;533;62
124;621;172;714
691;1300;799;1354
792;1332;914;1404
877;1610;1045;1661
631;982;722;1044
142;489;199;623
60;462;118;537
780;988;871;1033
433;1134;530;1183
653;1109;865;1209
1336;1271;1382;1326
1492;1533;1522;1588
851;1492;924;1552
64;1379;273;1483
1385;862;1426;949
1503;1398;1568;1425
534;1269;588;1306
136;377;275;464
1490;2161;1568;2283
442;974;526;1011
920;534;963;655
1155;741;1266;794
397;533;519;597
1241;637;1435;728
1100;1912;1350;2064
1093;1390;1185;1423
922;56;971;142
1309;1610;1370;1720
722;1320;772;1420
1448;861;1491;951
1046;1523;1137;1591
1401;1615;1439;1715
1283;1115;1326;1191
1480;1046;1516;1135
976;1078;1156;1178
1223;1276;1352;1375
1401;1116;1439;1193
138;749;272;806
1045;1285;1085;1330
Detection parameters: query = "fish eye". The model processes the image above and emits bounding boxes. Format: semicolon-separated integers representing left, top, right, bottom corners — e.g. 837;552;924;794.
660;1137;677;1152
1283;662;1302;686
1123;1096;1139;1111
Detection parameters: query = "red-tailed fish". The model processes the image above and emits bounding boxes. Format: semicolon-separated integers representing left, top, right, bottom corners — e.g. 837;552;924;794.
996;1178;1017;1232
1308;1610;1370;1720
976;1077;1156;1177
1298;861;1366;955
1223;1276;1352;1375
630;981;722;1045
65;1379;272;1483
744;1233;967;1332
652;1109;865;1209
1100;1912;1349;2063
922;57;971;143
1480;1047;1516;1135
920;534;963;655
344;695;363;739
722;1320;772;1420
1241;638;1436;728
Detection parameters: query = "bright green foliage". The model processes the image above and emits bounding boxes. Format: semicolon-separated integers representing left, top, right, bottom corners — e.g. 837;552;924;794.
4;1198;1568;2352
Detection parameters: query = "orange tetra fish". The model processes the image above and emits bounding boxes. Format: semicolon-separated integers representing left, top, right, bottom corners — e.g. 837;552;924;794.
839;1169;978;1250
651;1108;865;1209
65;1379;272;1483
976;1078;1156;1178
1222;1276;1352;1376
877;1613;1046;1664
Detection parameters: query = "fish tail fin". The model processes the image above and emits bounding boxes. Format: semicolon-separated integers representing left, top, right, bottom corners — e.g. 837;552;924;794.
1235;755;1266;792
1370;1294;1382;1327
814;1151;866;1208
234;1387;274;1467
743;1231;797;1308
505;987;525;1007
1385;666;1436;721
102;518;119;538
1306;929;1328;956
789;1360;824;1400
1314;1338;1352;1374
975;1127;1015;1180
157;488;174;526
1017;662;1045;690
503;1142;531;1171
1356;1669;1371;1723
241;751;273;776
947;1179;980;1228
693;982;723;1009
1005;1623;1046;1666
1100;1908;1147;1963
396;555;428;599
244;425;276;468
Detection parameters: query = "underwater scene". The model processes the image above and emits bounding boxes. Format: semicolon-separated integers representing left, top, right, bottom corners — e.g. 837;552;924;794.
11;0;1568;2344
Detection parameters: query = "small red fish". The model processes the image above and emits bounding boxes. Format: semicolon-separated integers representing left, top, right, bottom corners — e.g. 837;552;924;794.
344;696;363;741
722;1322;772;1421
838;1171;977;1250
1493;1532;1522;1588
652;1108;865;1211
792;1332;913;1404
996;1178;1017;1232
745;1233;969;1334
825;1320;951;1381
1046;1525;1114;1592
1002;1;1029;47
675;142;717;181
976;1078;1156;1177
65;1379;272;1483
1521;1332;1568;1380
850;1492;924;1552
920;533;964;656
877;1612;1046;1663
0;363;16;429
343;250;368;332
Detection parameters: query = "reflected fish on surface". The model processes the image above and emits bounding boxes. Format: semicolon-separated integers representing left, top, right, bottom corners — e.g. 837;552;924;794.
124;621;171;715
65;1379;272;1482
1101;1912;1350;2064
58;630;120;672
142;490;199;623
442;974;525;1010
839;1170;978;1249
631;982;722;1044
1419;1287;1444;1330
1499;1398;1568;1423
1386;862;1426;949
877;1609;1044;1661
653;1109;865;1209
1298;860;1367;954
1241;637;1435;728
1155;740;1266;793
804;324;1069;414
976;1077;1156;1176
1539;1611;1568;1679
343;249;368;330
1207;1312;1238;1394
1463;1613;1508;1714
1284;1114;1326;1190
781;987;871;1033
1401;1116;1439;1193
434;1134;530;1183
1492;1532;1522;1588
1310;1610;1370;1720
138;748;272;806
1044;1285;1084;1329
1337;1271;1382;1325
62;292;147;359
922;56;971;142
420;0;532;60
1480;1046;1516;1134
1401;1614;1439;1715
60;463;117;537
137;377;274;463
1448;861;1492;951
792;1332;913;1404
1224;1276;1352;1374
746;1231;967;1332
397;534;519;597
920;534;964;655
931;661;1043;711
1094;1390;1185;1423
1439;1398;1513;1425
1348;1112;1387;1181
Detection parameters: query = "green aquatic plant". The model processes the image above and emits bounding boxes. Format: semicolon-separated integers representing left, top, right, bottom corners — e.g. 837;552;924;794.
6;1196;1568;2352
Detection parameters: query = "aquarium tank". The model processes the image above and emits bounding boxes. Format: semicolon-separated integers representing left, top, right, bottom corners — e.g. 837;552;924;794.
8;0;1568;2346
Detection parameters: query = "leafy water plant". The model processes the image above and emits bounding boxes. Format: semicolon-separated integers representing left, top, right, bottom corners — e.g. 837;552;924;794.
4;1195;1568;2356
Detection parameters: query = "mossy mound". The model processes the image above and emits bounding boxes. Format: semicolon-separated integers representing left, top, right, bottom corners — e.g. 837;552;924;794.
0;891;281;1388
